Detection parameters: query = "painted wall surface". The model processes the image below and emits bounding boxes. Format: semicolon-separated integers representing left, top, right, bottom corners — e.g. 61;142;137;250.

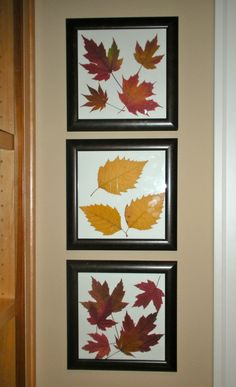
35;0;214;386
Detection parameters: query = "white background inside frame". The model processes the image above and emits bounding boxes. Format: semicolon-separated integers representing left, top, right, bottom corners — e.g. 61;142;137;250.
77;28;167;119
78;272;166;361
77;150;166;239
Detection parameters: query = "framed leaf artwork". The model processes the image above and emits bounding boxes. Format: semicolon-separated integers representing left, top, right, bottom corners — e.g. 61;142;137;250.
66;138;177;250
67;260;177;371
66;17;178;131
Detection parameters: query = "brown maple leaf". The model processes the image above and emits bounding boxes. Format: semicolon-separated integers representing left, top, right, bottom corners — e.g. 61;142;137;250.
82;333;110;359
81;277;128;330
82;84;108;111
118;73;159;115
133;280;165;312
81;36;123;81
115;312;162;356
134;35;164;69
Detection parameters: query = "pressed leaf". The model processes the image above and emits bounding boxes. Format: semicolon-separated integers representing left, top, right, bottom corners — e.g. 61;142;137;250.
133;280;165;312
81;299;117;330
95;157;147;196
110;279;128;312
82;333;110;359
125;193;165;231
134;35;164;69
82;84;108;111
80;204;122;235
81;36;123;81
81;277;128;330
115;312;162;356
119;73;159;115
107;39;123;72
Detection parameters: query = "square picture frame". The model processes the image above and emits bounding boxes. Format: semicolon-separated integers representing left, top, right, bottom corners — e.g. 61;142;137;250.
66;17;178;131
67;260;177;371
66;138;177;250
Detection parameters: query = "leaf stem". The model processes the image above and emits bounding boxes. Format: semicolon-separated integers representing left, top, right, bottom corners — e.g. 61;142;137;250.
117;104;126;114
106;349;121;359
156;275;161;287
121;228;129;238
137;64;143;74
111;72;122;89
106;102;125;112
112;313;119;337
90;187;99;197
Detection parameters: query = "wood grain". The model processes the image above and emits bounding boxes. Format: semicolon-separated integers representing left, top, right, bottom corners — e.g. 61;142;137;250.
0;318;16;387
0;0;14;135
0;150;15;299
0;130;14;150
0;299;15;329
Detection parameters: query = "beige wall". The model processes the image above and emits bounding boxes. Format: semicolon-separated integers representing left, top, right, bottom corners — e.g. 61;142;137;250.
35;0;214;386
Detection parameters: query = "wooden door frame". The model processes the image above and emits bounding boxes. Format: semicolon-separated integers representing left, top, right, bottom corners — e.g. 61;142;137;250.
14;0;36;386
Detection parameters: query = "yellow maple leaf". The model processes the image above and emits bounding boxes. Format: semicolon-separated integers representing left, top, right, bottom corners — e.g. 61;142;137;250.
125;193;165;231
91;157;147;196
80;204;122;235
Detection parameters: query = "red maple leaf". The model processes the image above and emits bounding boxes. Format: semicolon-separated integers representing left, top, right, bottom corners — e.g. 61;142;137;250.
82;84;108;111
81;36;123;81
115;312;162;356
133;280;165;312
81;277;128;330
134;35;164;69
118;73;159;115
82;333;110;359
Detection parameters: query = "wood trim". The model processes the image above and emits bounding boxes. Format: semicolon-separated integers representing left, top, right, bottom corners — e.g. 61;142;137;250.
0;130;14;150
22;0;36;385
14;0;35;386
14;0;26;383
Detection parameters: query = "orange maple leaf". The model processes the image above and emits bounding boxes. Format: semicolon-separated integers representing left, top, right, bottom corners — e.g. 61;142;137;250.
119;73;159;115
134;35;164;69
82;84;108;111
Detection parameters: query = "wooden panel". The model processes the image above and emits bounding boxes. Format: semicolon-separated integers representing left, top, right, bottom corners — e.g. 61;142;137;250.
0;298;15;329
0;149;15;299
0;0;14;134
0;130;14;150
0;318;16;387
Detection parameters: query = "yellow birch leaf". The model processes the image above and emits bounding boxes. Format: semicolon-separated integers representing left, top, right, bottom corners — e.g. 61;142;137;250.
80;204;122;235
125;193;165;231
92;157;147;196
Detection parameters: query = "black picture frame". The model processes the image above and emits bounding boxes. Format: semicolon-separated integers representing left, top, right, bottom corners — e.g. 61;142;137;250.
67;260;177;371
66;138;177;250
66;17;178;131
